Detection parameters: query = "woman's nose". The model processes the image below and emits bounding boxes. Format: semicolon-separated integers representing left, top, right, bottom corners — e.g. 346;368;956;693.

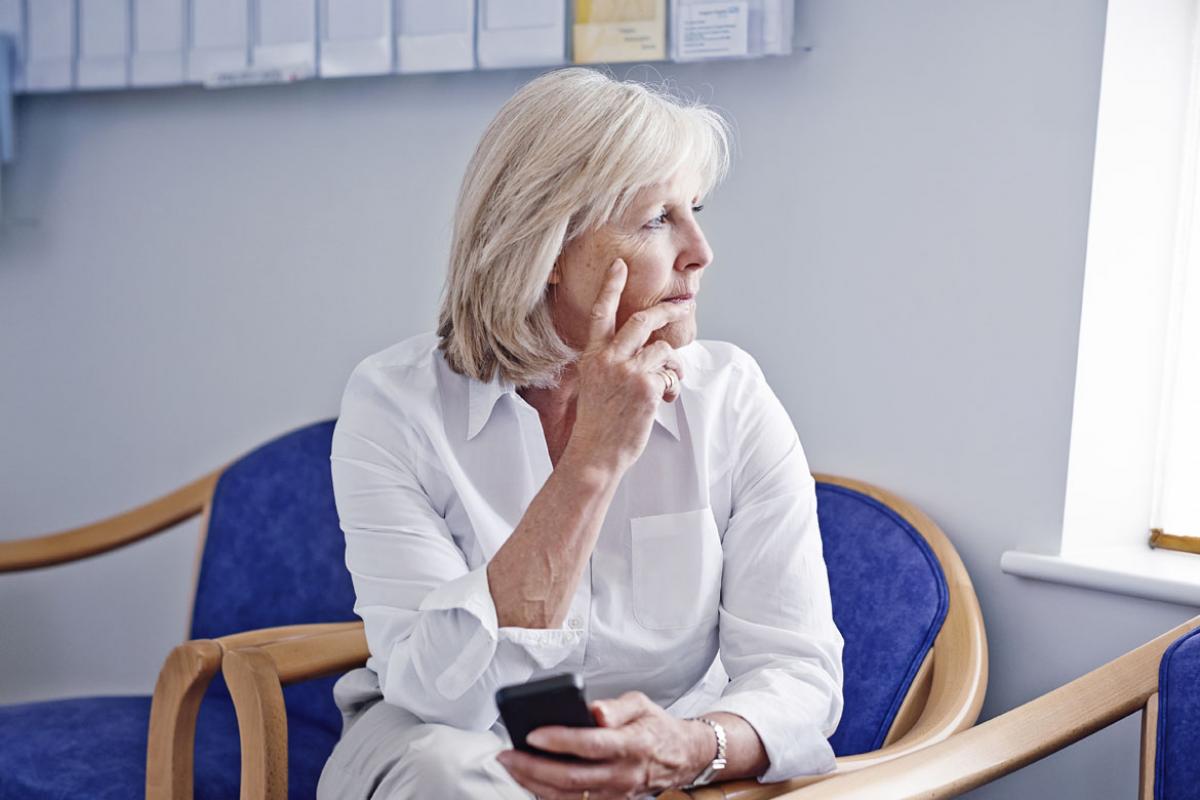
680;226;714;272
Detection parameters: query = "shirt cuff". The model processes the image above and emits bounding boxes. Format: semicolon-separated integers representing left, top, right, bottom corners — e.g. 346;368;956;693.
701;693;837;783
417;565;583;683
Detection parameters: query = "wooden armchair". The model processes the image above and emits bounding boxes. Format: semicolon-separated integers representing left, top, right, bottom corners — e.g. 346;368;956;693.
220;474;988;800
764;614;1200;800
0;420;356;800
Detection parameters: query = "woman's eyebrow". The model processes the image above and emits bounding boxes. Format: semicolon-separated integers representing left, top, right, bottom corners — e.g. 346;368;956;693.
629;187;700;217
649;194;698;208
629;197;668;217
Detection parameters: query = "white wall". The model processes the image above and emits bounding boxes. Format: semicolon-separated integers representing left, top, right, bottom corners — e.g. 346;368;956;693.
1;2;1193;797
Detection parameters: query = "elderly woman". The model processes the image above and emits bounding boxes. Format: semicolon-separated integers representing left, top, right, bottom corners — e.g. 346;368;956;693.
318;68;844;799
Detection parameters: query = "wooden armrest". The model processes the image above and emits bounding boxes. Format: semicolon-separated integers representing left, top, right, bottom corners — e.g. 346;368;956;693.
680;636;987;798
752;614;1200;800
143;624;364;800
661;730;988;800
144;639;224;800
0;471;221;573
220;623;368;800
214;621;367;676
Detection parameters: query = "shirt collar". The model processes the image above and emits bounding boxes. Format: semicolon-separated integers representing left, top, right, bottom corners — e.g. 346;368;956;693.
467;370;515;441
466;371;682;442
653;393;681;440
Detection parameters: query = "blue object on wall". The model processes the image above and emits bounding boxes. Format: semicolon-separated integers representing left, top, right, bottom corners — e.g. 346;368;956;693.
0;33;13;164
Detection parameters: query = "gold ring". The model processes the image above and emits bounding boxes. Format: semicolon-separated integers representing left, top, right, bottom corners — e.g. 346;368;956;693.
581;792;590;800
661;369;676;395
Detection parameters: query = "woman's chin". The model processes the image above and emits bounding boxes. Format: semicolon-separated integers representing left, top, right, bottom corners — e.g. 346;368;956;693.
650;321;696;350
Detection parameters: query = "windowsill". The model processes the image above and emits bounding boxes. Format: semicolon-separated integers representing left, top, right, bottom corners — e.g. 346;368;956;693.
1001;546;1200;607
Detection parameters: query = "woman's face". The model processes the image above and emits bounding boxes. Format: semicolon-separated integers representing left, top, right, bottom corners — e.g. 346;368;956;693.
549;168;714;353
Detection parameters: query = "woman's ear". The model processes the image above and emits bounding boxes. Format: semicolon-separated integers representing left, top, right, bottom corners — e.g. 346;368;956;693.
548;257;562;285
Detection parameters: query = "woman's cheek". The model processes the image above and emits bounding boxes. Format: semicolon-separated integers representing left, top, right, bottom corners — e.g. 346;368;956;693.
621;293;664;322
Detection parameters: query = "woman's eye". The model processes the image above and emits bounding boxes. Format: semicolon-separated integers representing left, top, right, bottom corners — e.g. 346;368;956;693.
644;204;703;230
644;210;669;229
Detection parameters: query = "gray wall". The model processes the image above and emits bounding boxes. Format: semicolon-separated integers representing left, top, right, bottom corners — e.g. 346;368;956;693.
1;1;1193;797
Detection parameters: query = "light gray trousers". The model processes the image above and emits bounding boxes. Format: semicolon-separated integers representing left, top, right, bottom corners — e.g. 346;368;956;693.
316;668;659;799
315;693;535;800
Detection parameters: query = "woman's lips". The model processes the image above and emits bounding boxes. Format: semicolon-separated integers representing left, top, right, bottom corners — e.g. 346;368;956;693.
665;293;694;303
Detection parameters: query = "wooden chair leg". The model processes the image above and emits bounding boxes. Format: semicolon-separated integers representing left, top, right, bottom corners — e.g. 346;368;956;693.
224;646;291;800
145;640;223;800
1139;693;1159;800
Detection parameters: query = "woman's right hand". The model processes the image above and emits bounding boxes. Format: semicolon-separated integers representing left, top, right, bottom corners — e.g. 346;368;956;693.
564;259;694;476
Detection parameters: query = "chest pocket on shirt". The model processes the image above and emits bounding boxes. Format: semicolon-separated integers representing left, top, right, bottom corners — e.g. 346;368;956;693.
630;508;723;630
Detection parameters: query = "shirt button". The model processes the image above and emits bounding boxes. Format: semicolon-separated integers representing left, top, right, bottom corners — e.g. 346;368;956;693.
568;617;584;630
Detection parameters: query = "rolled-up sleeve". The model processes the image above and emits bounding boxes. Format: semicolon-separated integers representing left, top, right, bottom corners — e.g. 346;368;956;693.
701;355;845;782
332;364;582;731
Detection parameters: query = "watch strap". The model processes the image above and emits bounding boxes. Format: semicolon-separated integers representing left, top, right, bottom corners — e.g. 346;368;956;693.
684;717;727;788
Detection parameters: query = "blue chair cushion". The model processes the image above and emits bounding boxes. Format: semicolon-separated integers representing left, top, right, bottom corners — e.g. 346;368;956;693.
189;420;358;730
1156;626;1200;800
190;420;357;642
816;482;950;755
0;679;340;800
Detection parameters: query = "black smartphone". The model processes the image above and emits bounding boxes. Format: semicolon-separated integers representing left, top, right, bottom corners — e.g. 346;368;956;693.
495;673;597;761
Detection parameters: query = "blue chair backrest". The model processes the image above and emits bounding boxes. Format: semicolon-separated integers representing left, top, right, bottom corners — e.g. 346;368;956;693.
1156;626;1200;799
817;482;950;755
190;419;357;732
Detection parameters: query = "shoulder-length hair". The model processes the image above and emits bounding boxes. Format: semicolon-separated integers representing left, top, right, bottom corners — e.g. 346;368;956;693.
437;67;732;388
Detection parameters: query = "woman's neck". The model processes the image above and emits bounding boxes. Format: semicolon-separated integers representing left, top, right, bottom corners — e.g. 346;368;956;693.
518;363;579;412
519;365;580;466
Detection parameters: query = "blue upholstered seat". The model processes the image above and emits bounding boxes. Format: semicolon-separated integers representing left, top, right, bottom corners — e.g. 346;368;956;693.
1;420;951;798
0;680;340;800
817;482;949;755
1156;626;1200;800
0;420;357;799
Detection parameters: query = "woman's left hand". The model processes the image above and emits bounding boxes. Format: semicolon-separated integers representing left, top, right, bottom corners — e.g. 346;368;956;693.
495;691;711;799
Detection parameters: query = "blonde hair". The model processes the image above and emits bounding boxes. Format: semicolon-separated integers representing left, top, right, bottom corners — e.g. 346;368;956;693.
436;67;732;388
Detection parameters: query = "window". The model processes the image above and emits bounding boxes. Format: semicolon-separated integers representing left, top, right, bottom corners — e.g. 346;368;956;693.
1001;0;1200;605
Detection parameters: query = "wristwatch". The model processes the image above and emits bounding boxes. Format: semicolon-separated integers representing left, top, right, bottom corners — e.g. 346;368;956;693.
684;717;727;788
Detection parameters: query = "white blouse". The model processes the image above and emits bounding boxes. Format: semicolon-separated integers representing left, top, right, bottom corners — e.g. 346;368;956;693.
330;331;844;783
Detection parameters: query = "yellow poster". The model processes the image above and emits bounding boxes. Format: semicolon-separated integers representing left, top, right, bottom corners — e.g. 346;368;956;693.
573;0;666;64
